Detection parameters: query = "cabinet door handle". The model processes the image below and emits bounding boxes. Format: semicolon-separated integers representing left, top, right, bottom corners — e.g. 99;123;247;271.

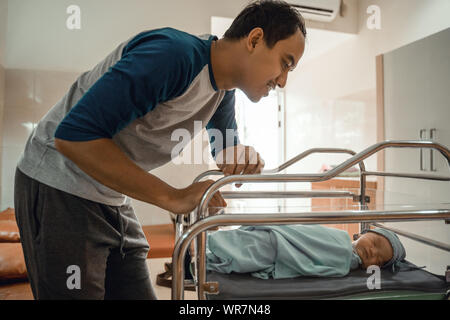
430;128;437;172
419;129;427;171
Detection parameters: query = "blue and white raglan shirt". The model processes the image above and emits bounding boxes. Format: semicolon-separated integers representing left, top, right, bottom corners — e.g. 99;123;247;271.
17;27;239;206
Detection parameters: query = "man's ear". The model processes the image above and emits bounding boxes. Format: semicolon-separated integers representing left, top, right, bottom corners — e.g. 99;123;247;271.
246;27;264;51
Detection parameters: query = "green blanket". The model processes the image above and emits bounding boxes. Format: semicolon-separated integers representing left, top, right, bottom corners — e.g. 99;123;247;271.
206;224;361;279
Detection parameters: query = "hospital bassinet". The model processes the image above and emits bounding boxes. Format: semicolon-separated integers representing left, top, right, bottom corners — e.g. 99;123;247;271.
171;140;450;300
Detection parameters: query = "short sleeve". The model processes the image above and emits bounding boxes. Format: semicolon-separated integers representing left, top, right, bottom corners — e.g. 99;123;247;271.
55;33;195;141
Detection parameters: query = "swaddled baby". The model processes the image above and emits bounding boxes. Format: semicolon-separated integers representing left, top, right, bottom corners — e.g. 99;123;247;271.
352;227;406;271
206;225;406;279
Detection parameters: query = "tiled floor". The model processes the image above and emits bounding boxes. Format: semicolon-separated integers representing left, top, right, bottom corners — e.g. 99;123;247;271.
0;258;197;300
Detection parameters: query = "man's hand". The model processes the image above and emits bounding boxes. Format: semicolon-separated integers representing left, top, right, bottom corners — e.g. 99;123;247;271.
169;180;227;215
216;144;265;187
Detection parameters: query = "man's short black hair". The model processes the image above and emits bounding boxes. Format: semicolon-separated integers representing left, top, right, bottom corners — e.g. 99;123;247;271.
224;0;307;49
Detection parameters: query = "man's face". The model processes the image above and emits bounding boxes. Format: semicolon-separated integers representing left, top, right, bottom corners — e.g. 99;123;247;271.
353;232;394;269
240;28;305;102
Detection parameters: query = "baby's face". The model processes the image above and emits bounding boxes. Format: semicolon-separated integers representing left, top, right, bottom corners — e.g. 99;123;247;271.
353;232;394;269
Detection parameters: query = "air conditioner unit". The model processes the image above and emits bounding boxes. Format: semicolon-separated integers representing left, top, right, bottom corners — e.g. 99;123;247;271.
289;0;341;22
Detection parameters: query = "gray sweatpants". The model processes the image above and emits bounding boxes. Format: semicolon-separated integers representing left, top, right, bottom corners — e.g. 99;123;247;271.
14;168;157;300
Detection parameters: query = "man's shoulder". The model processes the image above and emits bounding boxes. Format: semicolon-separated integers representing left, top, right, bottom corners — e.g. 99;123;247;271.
125;27;213;57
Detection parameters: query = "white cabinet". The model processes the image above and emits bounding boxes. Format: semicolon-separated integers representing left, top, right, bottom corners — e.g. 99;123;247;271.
384;28;450;178
382;28;450;275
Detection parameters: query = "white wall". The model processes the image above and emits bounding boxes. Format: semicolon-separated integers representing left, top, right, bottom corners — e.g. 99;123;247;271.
284;0;450;174
288;0;450;101
0;0;7;66
3;0;359;72
4;0;247;72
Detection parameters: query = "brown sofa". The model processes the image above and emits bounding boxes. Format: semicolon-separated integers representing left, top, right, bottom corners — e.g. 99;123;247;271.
0;208;33;300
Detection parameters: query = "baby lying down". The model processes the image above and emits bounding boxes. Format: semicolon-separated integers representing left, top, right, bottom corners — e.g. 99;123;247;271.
206;225;406;279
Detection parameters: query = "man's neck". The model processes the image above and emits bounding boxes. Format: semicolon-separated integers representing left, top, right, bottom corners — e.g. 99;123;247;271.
210;38;242;91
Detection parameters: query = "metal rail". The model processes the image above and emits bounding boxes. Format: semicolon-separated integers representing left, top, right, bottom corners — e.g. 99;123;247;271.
171;208;450;300
220;190;358;200
362;171;450;181
171;140;450;300
196;141;450;220
179;148;367;236
190;147;366;183
371;222;450;252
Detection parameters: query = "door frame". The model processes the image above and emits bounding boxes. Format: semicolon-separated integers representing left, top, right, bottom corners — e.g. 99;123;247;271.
376;54;385;195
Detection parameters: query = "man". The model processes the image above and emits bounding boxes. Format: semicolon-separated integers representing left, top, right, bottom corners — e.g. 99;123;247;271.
14;0;306;299
206;226;405;279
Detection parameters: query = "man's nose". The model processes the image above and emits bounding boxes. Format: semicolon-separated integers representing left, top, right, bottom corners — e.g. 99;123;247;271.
276;71;288;88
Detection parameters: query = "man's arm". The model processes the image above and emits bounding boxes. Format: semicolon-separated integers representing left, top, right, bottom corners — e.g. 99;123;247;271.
206;90;265;178
55;138;226;214
206;90;240;159
53;32;226;213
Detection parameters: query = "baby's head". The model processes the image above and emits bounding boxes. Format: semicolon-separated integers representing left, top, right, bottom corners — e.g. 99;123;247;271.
352;228;406;270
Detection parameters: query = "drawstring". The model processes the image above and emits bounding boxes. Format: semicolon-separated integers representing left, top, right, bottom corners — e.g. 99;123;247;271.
116;208;126;259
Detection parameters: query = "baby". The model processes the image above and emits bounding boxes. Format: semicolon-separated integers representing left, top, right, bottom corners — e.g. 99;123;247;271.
352;228;406;270
205;225;407;279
